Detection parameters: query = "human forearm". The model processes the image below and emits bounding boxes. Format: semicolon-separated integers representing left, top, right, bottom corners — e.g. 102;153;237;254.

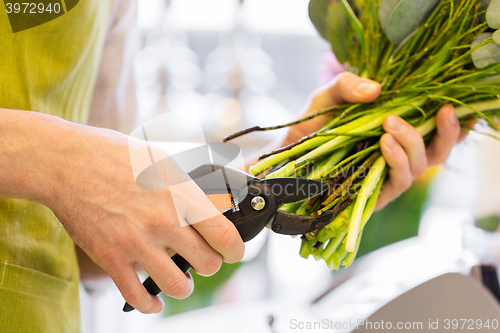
0;109;70;203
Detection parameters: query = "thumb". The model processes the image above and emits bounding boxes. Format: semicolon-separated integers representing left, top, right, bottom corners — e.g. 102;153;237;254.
310;72;381;111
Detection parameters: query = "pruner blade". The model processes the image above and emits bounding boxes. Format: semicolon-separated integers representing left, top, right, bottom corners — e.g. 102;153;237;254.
268;210;334;235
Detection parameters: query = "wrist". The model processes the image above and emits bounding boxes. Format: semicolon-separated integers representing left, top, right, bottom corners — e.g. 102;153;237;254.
0;109;85;206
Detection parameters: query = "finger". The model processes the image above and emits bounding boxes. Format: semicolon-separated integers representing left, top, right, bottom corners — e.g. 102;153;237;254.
168;225;223;277
383;115;427;176
179;185;245;264
107;263;164;314
189;213;245;264
458;120;477;142
376;134;413;210
426;105;461;165
140;249;194;300
308;73;381;113
163;163;245;264
332;72;381;104
309;73;381;112
307;73;381;116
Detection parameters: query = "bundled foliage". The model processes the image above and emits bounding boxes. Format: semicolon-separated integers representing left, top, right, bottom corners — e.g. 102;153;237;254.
226;0;500;269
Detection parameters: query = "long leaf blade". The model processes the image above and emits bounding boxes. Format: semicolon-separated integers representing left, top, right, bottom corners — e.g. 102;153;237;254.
327;1;350;64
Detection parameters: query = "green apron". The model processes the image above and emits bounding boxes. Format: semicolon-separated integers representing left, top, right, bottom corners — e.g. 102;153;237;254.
0;1;112;331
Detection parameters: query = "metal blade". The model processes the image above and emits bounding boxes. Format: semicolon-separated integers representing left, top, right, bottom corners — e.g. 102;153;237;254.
187;164;256;195
268;210;334;235
261;178;330;204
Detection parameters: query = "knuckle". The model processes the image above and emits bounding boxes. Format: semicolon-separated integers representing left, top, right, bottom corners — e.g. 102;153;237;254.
405;132;422;147
124;291;146;309
218;227;239;252
147;211;170;231
400;176;413;192
430;151;446;165
166;278;188;298
414;159;428;176
95;245;121;268
201;253;223;276
335;72;352;89
392;152;408;168
410;149;428;175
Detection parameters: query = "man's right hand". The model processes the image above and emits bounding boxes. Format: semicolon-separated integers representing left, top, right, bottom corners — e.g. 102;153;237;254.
0;109;245;314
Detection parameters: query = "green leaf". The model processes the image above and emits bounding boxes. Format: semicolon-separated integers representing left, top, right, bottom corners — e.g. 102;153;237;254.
327;1;350;64
493;30;500;44
487;0;500;29
384;0;439;45
471;33;500;69
340;0;365;46
378;0;402;35
309;0;332;40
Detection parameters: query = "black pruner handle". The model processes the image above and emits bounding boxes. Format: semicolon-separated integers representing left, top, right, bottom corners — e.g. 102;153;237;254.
123;254;191;312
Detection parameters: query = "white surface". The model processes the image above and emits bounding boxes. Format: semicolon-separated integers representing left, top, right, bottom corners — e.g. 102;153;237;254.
140;0;317;35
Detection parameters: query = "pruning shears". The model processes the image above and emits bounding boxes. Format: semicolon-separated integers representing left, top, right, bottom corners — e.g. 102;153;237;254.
123;163;333;312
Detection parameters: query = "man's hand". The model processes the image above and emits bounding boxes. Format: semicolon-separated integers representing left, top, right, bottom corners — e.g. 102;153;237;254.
283;72;469;210
0;109;244;314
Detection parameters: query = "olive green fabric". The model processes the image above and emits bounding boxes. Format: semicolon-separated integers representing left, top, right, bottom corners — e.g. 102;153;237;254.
0;1;112;332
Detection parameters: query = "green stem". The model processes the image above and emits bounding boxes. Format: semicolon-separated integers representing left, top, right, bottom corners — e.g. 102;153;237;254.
321;230;348;262
299;238;315;259
345;155;386;252
342;170;386;267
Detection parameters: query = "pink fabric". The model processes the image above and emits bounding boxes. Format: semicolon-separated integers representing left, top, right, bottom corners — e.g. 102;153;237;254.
318;51;346;84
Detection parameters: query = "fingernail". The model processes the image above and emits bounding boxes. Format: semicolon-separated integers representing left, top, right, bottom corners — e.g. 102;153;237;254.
178;276;194;299
448;107;457;125
383;134;398;150
355;82;379;96
386;115;406;132
154;298;165;313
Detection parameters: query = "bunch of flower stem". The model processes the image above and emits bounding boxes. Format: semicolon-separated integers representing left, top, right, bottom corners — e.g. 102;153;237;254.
225;0;500;270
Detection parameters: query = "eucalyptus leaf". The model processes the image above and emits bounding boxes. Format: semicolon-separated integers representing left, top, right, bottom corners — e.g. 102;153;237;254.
378;0;402;34
309;0;331;40
386;0;439;45
327;1;350;64
493;30;500;45
487;0;500;29
471;33;500;68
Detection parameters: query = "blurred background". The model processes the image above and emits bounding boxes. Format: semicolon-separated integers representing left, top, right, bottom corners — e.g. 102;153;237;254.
80;0;500;332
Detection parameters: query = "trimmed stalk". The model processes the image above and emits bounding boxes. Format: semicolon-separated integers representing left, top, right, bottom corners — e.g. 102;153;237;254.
299;237;316;259
345;155;387;252
342;171;386;267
